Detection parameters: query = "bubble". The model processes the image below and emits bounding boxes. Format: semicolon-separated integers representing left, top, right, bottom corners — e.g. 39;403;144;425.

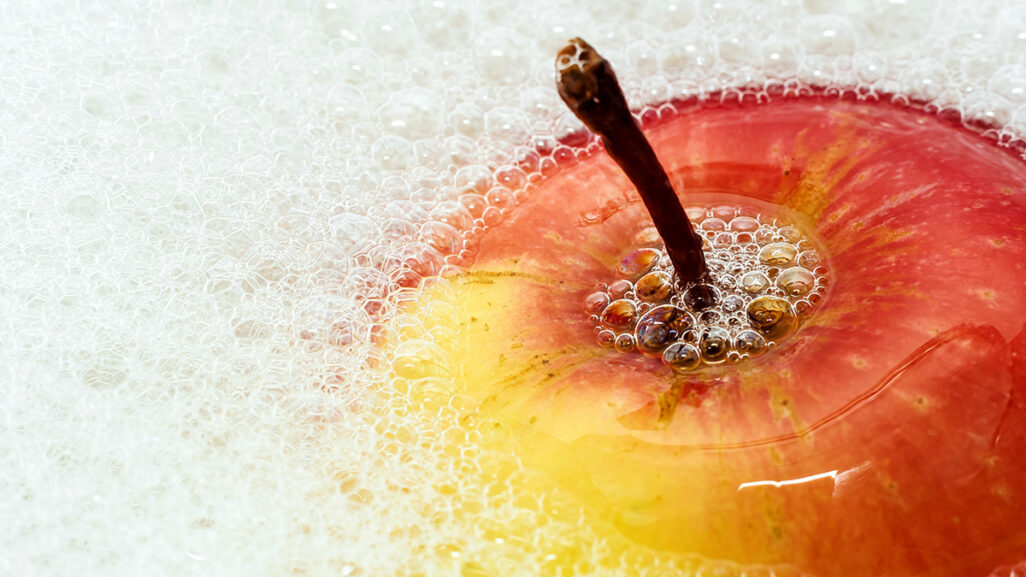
330;213;377;255
713;232;734;249
776;267;816;296
618;248;661;278
429;201;474;230
614;332;636;353
777;225;803;243
608;279;633;298
634;305;695;355
413;0;470;49
798;15;857;57
600;299;638;330
584;291;610;314
755;228;776;244
721;294;745;313
421;221;461;254
740;271;771;294
685;206;707;222
729;216;760;232
597;329;616;349
662;342;702;372
701;217;728;231
759;242;798;266
379;88;444;140
699;327;731;364
734;330;767;356
485;106;531;145
363;7;418;55
660;31;718;75
683;283;720;310
797;250;822;269
473;28;529;84
372;135;413;169
747;296;797;340
635;271;673;302
450;102;485;137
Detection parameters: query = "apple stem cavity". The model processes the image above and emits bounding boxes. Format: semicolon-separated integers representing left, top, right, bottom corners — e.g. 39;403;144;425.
555;37;709;286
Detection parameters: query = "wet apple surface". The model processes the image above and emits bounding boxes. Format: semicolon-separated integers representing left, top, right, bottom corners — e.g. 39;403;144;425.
393;97;1026;576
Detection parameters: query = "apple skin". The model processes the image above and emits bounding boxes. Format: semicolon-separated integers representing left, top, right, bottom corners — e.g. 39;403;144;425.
395;98;1026;575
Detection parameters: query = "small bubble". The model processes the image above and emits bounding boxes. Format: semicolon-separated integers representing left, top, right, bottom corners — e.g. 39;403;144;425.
699;310;721;324
614;333;636;353
740;271;771;294
728;216;760;232
722;294;745;313
685;206;707;222
618;248;661;278
608;279;633;298
713;232;734;248
776;266;815;296
601;299;638;330
699;327;731;364
711;205;736;221
663;342;702;372
777;225;803;243
584;291;611;314
759;242;798;266
734;330;767;356
755;228;776;244
795;300;815;318
597;330;616;348
701;217;728;231
798;250;822;269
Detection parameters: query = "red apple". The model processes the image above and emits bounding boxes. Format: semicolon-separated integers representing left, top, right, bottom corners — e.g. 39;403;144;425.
392;97;1026;575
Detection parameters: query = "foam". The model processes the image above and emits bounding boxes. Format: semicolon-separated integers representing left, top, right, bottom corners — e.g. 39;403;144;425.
3;0;1026;575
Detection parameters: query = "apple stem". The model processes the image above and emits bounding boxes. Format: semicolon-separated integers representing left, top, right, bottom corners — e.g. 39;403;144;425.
555;38;709;286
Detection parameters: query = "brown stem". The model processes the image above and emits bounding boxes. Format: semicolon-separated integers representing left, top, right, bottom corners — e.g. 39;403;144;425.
555;37;708;286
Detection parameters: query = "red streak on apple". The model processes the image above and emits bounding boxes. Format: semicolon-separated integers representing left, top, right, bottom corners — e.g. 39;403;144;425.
398;98;1026;575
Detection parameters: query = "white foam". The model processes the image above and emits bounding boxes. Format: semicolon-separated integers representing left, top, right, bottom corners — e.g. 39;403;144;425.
3;0;1026;575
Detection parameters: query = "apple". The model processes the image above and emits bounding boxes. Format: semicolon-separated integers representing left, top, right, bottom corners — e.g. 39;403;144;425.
391;57;1026;576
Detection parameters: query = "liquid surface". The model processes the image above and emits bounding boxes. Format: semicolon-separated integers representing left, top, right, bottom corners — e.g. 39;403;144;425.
8;1;1026;576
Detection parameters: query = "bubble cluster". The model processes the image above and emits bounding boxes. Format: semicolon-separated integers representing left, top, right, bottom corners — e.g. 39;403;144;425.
587;205;829;372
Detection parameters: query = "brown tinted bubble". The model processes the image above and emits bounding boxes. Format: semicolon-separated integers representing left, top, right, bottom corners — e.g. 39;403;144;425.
662;342;701;372
601;299;638;330
634;305;695;354
683;283;720;310
635;271;673;302
746;296;796;339
614;332;636;353
699;327;731;364
734;329;767;356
